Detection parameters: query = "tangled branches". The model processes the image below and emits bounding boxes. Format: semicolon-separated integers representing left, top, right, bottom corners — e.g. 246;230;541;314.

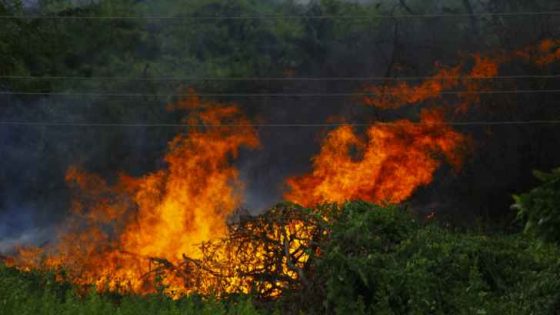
145;203;332;299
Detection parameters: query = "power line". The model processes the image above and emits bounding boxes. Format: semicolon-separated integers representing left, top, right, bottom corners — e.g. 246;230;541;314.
2;74;560;82
0;11;559;20
0;121;559;128
2;89;560;98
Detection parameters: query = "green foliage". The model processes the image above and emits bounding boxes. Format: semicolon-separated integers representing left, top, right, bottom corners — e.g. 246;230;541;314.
307;202;560;314
0;264;262;315
514;167;560;244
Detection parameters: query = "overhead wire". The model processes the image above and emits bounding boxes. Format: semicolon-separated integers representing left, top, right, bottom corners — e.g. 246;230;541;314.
2;89;560;98
1;74;560;82
0;11;559;20
0;11;558;127
0;121;559;128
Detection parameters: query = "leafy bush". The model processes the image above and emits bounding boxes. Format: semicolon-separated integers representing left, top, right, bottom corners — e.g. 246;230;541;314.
514;167;560;244
305;202;560;314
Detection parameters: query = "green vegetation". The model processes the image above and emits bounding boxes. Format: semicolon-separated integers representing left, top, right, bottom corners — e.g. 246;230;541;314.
310;203;560;314
3;201;560;314
514;168;560;244
0;265;262;315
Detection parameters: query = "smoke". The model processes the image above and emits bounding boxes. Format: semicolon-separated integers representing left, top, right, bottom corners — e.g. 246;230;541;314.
0;204;53;253
0;93;172;253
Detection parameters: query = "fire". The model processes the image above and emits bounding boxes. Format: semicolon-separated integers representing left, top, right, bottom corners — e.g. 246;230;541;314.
285;109;466;207
363;39;560;113
515;39;560;66
362;65;462;110
11;92;260;297
5;40;560;299
184;204;326;298
361;54;501;113
286;39;560;207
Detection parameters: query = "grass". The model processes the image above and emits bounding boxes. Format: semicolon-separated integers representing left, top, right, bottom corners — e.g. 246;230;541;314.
0;264;263;315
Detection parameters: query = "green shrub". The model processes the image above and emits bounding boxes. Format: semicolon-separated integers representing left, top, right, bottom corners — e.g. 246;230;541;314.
309;202;560;314
514;167;560;244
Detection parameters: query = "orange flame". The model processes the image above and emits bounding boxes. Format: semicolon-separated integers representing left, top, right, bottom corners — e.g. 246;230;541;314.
285;40;560;208
11;92;259;297
363;39;560;113
285;109;466;207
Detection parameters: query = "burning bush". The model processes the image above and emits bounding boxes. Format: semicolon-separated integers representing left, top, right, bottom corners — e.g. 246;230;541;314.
144;202;331;299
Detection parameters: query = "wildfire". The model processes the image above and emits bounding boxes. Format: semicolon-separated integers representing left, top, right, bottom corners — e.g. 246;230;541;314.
285;109;466;207
10;92;260;297
285;39;560;207
363;39;560;113
5;40;560;299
